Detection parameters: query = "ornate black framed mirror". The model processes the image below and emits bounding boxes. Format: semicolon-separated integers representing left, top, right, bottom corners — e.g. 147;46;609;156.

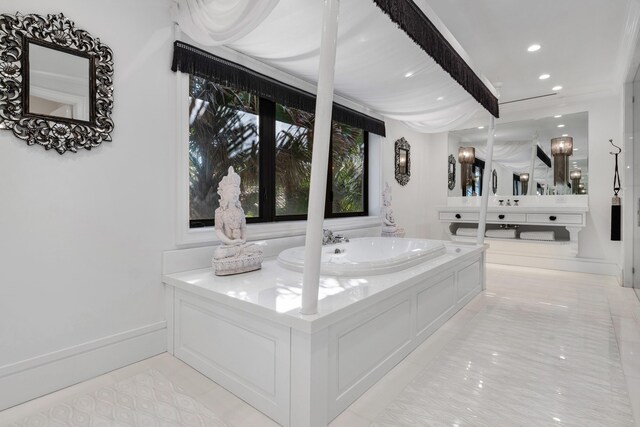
492;169;498;195
394;137;410;185
0;13;114;154
447;154;456;190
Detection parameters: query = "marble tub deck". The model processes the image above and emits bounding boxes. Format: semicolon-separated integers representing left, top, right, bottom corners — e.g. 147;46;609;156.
1;264;639;426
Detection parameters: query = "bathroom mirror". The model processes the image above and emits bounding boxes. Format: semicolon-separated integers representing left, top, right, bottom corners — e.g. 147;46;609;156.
447;154;456;190
395;137;410;185
447;111;588;196
398;148;409;174
491;169;498;195
0;13;114;154
25;39;93;123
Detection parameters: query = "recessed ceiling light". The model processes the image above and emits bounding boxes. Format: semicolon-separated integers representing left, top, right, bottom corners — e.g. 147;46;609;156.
478;126;485;129
552;85;563;91
539;74;550;80
557;124;565;128
574;148;579;151
562;134;568;137
528;44;541;52
554;115;562;118
436;96;444;101
404;71;414;78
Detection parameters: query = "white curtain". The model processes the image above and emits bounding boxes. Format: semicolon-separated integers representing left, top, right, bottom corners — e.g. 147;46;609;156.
383;98;481;134
174;0;280;46
476;141;533;172
173;0;495;133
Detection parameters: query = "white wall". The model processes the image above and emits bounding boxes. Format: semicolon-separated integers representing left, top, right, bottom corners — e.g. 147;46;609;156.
380;119;448;240
0;0;175;408
577;96;623;265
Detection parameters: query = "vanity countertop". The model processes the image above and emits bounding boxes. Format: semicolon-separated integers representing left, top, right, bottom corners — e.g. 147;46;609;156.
436;205;588;213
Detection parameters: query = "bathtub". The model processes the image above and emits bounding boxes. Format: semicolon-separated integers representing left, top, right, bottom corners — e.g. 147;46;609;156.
163;238;486;427
277;237;447;276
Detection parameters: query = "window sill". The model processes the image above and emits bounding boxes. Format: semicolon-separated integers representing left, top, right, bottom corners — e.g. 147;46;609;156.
177;215;382;247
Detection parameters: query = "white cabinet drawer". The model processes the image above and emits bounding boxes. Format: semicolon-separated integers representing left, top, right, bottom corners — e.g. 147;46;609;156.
439;212;479;222
486;213;526;223
526;213;583;225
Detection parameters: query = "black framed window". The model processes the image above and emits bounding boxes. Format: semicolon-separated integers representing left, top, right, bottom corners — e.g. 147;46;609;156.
330;123;367;217
275;104;314;219
188;77;368;228
188;76;260;227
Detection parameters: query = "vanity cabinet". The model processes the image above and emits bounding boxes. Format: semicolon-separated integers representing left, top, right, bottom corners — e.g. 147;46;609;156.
439;212;479;221
436;204;588;256
438;207;586;228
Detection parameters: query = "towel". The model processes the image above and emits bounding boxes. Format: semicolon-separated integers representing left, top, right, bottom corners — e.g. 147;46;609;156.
519;231;555;241
485;228;517;239
456;228;478;237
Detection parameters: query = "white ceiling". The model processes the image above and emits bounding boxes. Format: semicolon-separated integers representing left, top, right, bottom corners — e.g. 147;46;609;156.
427;0;639;104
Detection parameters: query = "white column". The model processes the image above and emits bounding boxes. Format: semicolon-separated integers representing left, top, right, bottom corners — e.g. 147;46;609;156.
477;116;496;245
528;139;537;195
300;0;340;315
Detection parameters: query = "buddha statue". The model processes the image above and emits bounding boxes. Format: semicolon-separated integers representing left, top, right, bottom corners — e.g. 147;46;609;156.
381;182;405;238
212;166;263;275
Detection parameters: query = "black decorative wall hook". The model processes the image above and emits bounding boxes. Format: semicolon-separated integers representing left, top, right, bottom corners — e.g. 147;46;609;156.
610;139;621;241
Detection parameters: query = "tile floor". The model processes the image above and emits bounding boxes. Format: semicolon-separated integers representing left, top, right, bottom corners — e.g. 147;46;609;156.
1;264;639;426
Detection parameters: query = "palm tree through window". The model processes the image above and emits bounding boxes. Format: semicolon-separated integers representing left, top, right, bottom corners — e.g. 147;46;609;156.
188;76;367;228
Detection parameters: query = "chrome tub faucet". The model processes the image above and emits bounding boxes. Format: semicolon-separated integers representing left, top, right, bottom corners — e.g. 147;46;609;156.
322;228;349;245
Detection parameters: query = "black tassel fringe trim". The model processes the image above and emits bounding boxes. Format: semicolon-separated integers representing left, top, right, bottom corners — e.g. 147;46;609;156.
372;0;499;118
171;41;386;136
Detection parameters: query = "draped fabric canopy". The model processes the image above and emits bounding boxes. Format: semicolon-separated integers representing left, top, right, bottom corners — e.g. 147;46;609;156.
475;141;550;181
174;0;498;133
173;0;279;46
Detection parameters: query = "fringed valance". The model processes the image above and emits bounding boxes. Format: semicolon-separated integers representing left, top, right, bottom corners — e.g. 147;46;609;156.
537;145;551;168
171;41;386;136
372;0;499;118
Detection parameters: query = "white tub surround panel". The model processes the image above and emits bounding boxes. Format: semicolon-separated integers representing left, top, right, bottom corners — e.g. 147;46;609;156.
163;241;486;426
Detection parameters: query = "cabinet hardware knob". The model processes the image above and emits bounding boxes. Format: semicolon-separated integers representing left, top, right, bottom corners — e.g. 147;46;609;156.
549;215;557;221
498;214;505;220
455;214;461;219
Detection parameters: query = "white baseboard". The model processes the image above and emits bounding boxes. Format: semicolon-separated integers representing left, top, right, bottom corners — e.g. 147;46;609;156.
0;321;167;411
487;251;622;278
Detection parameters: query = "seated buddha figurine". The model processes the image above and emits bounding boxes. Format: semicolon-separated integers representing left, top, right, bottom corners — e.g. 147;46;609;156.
212;166;262;274
381;182;398;233
381;182;405;237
